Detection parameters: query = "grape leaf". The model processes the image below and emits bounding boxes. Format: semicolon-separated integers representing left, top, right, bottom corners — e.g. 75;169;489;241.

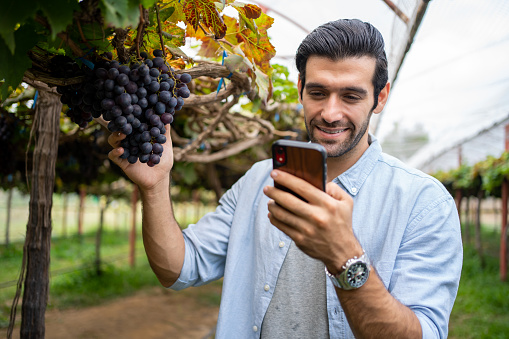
224;54;249;73
0;1;38;54
99;0;140;28
254;67;270;103
38;0;79;40
183;0;227;39
0;21;43;100
236;12;275;73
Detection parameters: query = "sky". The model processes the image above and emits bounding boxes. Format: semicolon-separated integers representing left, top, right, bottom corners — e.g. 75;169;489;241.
242;0;509;145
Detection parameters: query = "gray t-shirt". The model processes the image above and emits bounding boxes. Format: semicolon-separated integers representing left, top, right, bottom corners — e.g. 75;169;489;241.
260;241;329;338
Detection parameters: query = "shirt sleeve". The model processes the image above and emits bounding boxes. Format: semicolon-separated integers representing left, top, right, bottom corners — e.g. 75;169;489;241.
170;170;246;290
389;193;463;339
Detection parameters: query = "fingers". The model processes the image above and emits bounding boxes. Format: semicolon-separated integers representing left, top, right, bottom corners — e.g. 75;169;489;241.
108;131;126;148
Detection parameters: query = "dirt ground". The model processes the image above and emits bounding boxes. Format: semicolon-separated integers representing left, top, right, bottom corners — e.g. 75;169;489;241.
4;284;221;339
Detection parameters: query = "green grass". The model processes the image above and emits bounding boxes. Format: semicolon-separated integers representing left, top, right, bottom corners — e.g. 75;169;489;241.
0;230;161;329
449;226;509;339
2;220;508;337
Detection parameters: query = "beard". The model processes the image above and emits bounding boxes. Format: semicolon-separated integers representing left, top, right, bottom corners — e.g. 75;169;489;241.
305;112;372;158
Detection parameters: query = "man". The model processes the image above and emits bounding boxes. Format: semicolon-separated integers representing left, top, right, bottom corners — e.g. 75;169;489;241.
108;19;462;338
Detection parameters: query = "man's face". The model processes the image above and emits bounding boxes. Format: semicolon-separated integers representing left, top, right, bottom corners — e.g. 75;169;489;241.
298;56;385;159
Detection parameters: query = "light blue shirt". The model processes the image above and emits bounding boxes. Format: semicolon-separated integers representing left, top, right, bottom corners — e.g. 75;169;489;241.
170;136;463;338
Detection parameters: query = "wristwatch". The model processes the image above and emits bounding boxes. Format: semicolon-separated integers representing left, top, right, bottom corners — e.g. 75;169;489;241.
325;251;371;290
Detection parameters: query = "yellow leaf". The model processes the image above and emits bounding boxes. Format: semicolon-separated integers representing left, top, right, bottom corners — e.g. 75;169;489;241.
183;0;227;39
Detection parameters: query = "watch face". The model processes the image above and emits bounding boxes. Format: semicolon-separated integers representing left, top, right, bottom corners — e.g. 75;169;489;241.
346;262;369;288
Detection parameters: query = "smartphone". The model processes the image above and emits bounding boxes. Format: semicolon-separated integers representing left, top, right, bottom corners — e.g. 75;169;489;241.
271;139;327;201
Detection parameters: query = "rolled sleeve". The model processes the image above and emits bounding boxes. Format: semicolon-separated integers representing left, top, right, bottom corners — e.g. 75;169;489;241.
390;194;463;338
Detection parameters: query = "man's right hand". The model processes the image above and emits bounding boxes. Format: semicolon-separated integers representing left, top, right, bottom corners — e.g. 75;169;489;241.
107;125;173;192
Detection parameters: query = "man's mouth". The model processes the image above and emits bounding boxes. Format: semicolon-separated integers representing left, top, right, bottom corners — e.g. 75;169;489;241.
316;126;348;134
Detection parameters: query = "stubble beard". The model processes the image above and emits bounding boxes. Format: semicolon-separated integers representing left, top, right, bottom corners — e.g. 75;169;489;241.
305;112;372;158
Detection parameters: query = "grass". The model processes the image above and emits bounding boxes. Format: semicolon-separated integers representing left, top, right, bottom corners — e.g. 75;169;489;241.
1;216;508;337
0;230;161;329
448;226;509;339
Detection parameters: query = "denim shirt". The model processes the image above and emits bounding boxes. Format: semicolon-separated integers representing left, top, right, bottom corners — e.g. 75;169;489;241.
170;137;463;339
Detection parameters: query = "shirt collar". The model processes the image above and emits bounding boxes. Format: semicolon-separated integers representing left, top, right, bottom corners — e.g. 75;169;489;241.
332;134;382;196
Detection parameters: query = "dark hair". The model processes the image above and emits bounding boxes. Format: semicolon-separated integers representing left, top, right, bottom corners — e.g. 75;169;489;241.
295;19;388;109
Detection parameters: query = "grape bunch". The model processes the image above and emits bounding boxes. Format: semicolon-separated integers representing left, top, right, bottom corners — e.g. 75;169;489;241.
56;50;192;166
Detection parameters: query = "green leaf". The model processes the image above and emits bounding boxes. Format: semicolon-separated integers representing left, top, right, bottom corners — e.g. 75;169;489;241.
159;6;176;22
0;0;38;54
254;68;269;103
0;21;43;100
100;0;140;28
38;0;79;40
140;0;158;8
224;54;249;73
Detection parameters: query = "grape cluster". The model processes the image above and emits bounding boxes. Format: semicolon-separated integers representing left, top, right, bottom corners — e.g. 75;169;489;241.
56;50;192;166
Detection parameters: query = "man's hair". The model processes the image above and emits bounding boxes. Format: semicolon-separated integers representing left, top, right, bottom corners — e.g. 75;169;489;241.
295;19;388;109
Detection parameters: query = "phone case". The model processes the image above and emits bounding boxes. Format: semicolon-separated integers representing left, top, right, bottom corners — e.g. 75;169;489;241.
272;140;327;200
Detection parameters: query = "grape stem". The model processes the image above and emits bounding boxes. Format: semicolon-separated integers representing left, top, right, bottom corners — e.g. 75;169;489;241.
155;4;166;58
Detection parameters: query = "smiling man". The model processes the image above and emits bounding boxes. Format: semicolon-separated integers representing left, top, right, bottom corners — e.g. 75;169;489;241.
108;19;462;339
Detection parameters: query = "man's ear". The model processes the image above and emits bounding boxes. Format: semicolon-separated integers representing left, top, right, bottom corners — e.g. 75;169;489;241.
297;76;303;103
373;82;391;114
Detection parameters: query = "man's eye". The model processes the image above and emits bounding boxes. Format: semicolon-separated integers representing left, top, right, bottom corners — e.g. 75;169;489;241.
309;91;325;97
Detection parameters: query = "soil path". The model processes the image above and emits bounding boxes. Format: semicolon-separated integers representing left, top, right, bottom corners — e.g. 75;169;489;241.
5;284;221;339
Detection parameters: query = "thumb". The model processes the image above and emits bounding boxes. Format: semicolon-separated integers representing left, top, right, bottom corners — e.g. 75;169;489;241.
326;182;352;203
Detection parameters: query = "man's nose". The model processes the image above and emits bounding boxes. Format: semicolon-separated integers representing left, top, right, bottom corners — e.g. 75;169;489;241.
321;96;344;123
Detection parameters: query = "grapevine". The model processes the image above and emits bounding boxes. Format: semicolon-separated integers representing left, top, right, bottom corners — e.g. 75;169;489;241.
55;49;192;167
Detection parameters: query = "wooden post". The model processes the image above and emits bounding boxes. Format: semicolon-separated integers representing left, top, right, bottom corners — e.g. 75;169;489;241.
78;185;86;237
501;179;508;281
130;185;139;267
8;86;61;339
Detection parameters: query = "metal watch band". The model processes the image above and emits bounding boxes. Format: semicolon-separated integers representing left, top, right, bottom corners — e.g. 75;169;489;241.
325;251;371;290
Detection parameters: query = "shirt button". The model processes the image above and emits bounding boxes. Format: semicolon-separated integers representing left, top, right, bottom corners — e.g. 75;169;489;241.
264;284;270;291
351;187;358;193
278;241;285;248
253;325;258;332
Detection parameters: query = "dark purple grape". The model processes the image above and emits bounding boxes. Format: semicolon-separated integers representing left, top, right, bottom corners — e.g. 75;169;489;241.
115;116;127;127
111;105;122;118
149;68;160;77
140;142;152;154
121;124;133;135
149;154;160;165
150;127;160;137
152;143;163;154
159;91;171;103
152;57;164;68
119;65;130;74
136;87;147;98
177;87;190;98
108;68;119;79
150;114;161;126
125;81;138;94
147;93;158;106
139;153;150;163
101;98;115;110
155;134;166;144
167;97;177;108
138;65;149;76
161;113;173;124
154;102;166;115
140;51;149;59
153;49;164;57
127;155;138;164
116;73;129;86
144;59;154;68
148;81;160;93
159;81;170;91
180;73;192;84
141;131;151;142
117;93;132;108
95;68;108;79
